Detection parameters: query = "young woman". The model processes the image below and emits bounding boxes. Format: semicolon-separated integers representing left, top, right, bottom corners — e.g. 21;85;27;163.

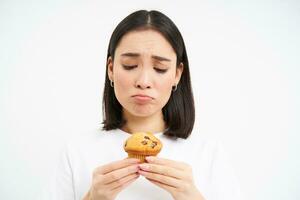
43;10;242;200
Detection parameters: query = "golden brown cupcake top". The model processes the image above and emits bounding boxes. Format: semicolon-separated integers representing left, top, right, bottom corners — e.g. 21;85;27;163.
123;132;162;155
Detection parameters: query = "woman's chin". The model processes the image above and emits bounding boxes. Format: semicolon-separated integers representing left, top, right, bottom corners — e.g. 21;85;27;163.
131;111;154;117
130;106;157;117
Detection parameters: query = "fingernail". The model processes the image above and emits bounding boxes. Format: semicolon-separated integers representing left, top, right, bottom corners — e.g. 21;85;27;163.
129;158;140;163
139;164;149;170
145;156;154;162
138;170;146;175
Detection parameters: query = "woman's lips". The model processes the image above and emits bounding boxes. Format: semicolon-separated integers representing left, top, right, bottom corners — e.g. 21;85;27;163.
132;95;153;104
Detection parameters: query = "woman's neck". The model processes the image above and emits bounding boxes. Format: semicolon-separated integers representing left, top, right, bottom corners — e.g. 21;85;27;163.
121;110;166;134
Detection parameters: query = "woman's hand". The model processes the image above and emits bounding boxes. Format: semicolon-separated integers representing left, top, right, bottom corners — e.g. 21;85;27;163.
138;156;205;200
83;158;140;200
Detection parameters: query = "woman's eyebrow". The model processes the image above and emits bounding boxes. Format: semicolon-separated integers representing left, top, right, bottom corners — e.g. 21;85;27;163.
121;52;171;62
152;55;171;62
121;52;140;58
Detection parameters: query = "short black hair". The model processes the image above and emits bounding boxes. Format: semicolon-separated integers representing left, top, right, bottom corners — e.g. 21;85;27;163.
102;10;195;139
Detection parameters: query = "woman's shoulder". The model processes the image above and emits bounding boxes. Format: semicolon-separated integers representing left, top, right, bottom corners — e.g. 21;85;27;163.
159;128;224;161
182;129;223;151
63;128;126;152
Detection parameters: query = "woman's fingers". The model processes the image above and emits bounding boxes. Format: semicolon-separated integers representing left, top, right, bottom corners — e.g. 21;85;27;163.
145;156;189;171
139;163;185;180
96;158;140;175
139;157;204;199
109;172;140;190
138;169;181;188
111;174;140;194
146;177;176;191
102;164;140;184
89;158;141;200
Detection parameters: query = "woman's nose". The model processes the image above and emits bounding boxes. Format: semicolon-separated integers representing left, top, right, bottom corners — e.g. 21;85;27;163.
135;69;152;89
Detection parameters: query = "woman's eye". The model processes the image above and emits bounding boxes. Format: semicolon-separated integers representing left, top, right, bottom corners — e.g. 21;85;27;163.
154;68;168;74
122;65;137;70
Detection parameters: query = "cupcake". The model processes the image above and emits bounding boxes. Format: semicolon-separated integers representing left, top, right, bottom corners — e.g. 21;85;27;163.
123;131;163;162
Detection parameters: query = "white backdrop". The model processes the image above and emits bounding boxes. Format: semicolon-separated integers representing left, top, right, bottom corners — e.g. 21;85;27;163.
0;0;299;199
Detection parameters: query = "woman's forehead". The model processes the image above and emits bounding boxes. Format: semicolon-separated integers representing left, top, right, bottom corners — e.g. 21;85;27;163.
115;29;176;59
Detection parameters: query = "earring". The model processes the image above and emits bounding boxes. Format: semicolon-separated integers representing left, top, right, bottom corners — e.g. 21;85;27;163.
110;80;114;87
172;84;177;91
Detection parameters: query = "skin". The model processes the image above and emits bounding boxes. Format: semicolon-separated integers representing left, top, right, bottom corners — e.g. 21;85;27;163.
83;29;205;200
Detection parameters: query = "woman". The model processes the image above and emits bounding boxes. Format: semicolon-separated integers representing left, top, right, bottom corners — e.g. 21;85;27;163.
43;10;242;200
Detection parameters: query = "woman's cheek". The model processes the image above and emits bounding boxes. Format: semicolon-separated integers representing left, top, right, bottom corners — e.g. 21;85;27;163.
114;71;132;101
157;79;173;104
117;75;131;90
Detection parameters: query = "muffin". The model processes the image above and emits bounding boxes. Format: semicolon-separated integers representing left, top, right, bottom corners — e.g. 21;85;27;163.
123;131;163;162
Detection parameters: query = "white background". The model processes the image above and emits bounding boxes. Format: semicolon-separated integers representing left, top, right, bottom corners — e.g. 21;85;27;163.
1;0;299;199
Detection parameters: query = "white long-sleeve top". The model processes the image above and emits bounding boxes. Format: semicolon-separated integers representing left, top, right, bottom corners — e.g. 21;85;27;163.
40;128;243;200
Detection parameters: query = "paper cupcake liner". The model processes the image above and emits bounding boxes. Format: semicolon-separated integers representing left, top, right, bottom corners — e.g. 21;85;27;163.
127;153;146;162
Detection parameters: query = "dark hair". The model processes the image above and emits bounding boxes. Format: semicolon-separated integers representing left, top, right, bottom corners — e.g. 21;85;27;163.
102;10;195;139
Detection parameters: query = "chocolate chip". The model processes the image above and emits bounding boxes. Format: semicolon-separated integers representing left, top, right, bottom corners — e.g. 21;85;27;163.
151;142;157;148
141;140;148;145
124;141;127;147
144;136;150;140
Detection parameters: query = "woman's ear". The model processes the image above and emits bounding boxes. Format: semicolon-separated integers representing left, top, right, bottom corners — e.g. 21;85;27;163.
175;62;184;85
107;56;113;81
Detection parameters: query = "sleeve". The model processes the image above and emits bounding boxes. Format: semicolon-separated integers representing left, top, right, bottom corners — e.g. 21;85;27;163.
208;140;244;200
39;143;76;200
